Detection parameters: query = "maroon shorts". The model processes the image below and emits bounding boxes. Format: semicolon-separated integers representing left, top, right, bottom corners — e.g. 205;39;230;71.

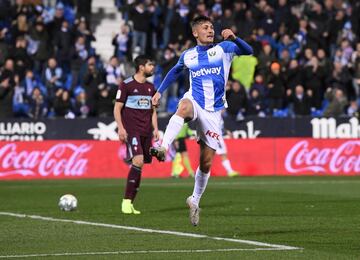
125;134;152;164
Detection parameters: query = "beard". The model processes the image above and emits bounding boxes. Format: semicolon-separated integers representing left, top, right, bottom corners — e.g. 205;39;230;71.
144;72;154;77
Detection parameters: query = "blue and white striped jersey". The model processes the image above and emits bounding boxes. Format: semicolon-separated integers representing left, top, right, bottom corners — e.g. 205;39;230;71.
157;38;253;111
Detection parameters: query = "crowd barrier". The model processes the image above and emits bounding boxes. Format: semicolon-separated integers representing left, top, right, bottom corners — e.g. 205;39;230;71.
0;138;358;179
0;116;359;179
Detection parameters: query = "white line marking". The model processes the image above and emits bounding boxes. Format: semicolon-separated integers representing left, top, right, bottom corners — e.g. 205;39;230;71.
142;180;360;186
0;247;299;259
0;212;300;251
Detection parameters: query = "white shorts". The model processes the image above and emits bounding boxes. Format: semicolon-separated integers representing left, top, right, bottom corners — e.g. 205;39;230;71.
216;137;227;155
181;92;222;151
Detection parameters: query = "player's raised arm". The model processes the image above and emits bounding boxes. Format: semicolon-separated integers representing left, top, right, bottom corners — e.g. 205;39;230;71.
152;53;186;106
221;29;253;56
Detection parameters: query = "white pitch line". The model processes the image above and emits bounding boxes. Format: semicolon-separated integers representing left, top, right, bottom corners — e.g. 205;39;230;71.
141;180;360;187
0;212;300;251
0;247;299;259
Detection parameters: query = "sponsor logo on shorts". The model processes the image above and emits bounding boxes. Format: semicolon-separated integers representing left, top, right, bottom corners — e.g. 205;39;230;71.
205;130;220;140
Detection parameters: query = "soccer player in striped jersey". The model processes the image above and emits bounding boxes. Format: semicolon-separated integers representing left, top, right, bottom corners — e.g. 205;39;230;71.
150;15;253;226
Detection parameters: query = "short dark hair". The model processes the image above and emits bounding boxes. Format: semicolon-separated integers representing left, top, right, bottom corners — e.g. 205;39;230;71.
190;15;212;29
134;55;153;72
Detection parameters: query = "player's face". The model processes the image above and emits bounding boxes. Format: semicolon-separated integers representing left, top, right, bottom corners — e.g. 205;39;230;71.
193;21;214;45
143;61;155;77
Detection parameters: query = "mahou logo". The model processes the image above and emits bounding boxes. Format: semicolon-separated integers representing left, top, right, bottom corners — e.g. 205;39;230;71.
285;140;360;174
0;143;92;177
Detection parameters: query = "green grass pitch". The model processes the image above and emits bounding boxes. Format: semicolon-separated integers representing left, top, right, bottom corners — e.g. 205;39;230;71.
1;176;360;259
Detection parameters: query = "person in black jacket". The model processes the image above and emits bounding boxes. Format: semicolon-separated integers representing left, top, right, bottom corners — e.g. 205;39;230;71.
226;80;248;121
287;84;312;116
267;62;286;114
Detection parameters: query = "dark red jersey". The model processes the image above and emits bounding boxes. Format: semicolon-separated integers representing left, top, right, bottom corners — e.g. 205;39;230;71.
116;77;155;136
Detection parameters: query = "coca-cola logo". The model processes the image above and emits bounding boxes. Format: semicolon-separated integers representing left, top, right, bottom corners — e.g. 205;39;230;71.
285;140;360;174
0;143;92;177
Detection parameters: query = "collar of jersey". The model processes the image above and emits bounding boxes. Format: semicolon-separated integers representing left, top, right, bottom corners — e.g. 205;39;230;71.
196;44;214;52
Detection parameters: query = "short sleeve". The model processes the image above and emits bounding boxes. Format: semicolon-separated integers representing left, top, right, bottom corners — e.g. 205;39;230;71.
116;82;127;102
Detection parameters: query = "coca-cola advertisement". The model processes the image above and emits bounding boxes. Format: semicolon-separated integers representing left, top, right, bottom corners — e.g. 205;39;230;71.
0;139;359;180
0;141;175;180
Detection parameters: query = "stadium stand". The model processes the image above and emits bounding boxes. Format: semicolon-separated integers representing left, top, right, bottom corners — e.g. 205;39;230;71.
0;0;359;119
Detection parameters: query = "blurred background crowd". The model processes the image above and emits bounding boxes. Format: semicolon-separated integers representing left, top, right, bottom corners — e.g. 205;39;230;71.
0;0;359;120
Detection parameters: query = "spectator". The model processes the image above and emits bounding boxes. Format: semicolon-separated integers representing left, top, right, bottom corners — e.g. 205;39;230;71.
44;57;64;96
29;21;52;74
83;56;105;115
54;20;73;73
226;80;248;121
22;69;44;97
53;88;74;118
105;56;125;90
257;43;276;77
323;87;348;117
96;83;113;117
76;0;92;27
0;28;10;66
347;100;359;117
70;35;88;89
28;87;48;119
129;1;150;54
286;59;303;91
351;42;360;98
303;56;325;109
73;88;89;118
13;36;32;79
10;13;29;42
74;17;95;50
267;62;286;113
0;76;13;118
247;88;266;117
112;24;130;62
287;85;312;116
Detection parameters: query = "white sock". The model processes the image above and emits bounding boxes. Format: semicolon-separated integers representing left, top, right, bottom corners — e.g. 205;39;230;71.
191;167;210;207
161;114;184;150
222;159;233;173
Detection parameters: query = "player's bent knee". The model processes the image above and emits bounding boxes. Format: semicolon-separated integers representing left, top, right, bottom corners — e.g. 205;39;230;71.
177;99;193;118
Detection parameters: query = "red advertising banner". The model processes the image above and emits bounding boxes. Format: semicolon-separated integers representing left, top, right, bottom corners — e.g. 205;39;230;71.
0;139;359;180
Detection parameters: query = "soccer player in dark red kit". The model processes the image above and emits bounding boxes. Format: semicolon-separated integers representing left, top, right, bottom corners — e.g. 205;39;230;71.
114;55;159;214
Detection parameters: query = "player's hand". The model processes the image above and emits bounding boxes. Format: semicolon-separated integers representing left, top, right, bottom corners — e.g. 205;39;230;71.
151;92;162;107
118;127;128;142
153;129;159;141
221;29;236;40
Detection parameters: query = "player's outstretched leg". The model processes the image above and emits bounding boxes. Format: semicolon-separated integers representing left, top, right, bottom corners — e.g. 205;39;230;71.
150;114;185;162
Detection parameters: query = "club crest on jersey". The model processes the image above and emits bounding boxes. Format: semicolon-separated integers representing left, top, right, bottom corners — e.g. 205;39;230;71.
138;98;150;107
209;51;216;56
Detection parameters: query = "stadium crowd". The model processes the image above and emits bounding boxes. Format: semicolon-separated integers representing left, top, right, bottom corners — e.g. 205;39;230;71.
1;0;360;119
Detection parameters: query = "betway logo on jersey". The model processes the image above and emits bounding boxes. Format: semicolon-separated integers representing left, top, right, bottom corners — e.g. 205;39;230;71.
190;67;221;78
311;117;360;138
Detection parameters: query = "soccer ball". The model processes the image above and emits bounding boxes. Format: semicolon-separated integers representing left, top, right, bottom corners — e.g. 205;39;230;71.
58;194;78;211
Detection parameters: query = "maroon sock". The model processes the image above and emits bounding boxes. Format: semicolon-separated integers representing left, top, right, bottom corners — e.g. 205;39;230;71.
124;165;142;201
